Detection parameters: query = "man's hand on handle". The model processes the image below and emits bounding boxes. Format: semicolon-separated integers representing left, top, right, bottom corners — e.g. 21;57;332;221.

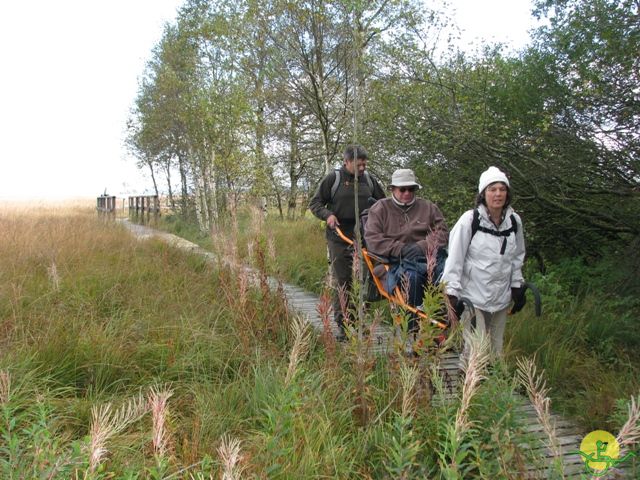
327;214;340;229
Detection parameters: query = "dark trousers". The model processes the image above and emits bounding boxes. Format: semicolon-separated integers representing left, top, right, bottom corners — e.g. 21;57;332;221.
327;236;353;332
402;268;427;332
401;268;427;308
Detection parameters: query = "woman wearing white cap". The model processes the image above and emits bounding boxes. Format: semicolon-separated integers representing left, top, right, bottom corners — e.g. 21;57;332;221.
441;166;526;356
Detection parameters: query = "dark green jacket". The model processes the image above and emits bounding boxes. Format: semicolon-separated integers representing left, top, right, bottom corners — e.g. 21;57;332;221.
309;166;386;240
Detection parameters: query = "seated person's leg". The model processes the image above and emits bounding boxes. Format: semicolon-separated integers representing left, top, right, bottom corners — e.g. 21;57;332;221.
405;268;426;307
404;268;427;332
429;246;448;285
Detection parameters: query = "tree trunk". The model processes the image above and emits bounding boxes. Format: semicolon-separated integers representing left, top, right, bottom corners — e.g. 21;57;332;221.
206;149;218;227
162;161;175;210
178;151;189;218
287;111;300;219
188;146;209;233
146;157;159;197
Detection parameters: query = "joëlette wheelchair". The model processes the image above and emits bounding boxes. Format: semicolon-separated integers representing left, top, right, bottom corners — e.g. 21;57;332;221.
333;226;450;337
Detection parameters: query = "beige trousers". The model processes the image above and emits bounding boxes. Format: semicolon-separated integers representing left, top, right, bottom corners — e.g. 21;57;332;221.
462;306;509;357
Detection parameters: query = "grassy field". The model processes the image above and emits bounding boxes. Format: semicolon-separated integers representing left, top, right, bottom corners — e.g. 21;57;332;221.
163;209;640;426
1;202;638;478
219;211;640;430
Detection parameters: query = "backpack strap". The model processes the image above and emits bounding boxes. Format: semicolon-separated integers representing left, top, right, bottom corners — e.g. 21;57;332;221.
471;208;481;239
330;169;375;201
364;171;374;192
470;208;518;255
330;169;341;201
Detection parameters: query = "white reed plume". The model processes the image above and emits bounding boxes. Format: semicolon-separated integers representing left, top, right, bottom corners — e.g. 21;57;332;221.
247;240;255;263
454;330;491;441
238;268;249;307
285;315;312;385
86;394;148;472
399;273;410;304
47;260;61;291
516;356;563;467
351;248;362;280
616;394;640;455
425;234;439;284
400;363;419;418
148;385;174;458
317;291;336;355
267;234;276;264
217;435;244;480
0;370;10;404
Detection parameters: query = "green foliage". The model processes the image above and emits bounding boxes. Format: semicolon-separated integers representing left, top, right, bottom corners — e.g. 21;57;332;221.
507;256;640;429
246;214;328;294
380;413;423;478
0;373;87;477
158;214;214;249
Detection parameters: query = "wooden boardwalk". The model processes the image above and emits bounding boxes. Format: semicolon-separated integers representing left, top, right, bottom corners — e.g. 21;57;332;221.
120;219;632;479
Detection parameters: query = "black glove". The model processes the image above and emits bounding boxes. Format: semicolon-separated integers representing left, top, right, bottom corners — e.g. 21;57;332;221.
447;295;465;318
401;243;423;261
511;286;526;314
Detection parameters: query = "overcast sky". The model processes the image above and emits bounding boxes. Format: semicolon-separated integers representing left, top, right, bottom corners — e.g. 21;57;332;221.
0;0;537;201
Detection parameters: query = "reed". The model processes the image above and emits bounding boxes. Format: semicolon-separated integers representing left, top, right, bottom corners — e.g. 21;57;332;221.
148;385;174;459
454;330;491;442
4;204;637;477
217;435;244;480
616;394;640;455
400;363;419;419
285;315;312;385
87;394;148;472
0;370;9;405
516;356;563;476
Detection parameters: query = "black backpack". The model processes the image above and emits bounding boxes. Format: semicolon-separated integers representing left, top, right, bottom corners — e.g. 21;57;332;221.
470;208;518;255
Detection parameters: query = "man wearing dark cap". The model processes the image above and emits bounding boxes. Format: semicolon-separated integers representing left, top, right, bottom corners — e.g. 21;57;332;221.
309;145;386;340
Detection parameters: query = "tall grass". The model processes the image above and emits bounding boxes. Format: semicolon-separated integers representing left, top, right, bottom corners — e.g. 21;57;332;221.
207;210;640;431
505;266;640;430
160;211;328;294
4;203;639;477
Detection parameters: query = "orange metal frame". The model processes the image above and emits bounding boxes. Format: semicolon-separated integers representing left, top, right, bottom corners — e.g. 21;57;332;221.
334;227;447;330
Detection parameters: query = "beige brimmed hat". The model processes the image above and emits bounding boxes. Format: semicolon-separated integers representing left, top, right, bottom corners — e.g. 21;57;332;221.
478;166;510;193
389;169;422;189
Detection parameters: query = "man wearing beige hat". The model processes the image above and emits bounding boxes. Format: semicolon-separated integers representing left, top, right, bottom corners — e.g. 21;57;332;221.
364;168;449;333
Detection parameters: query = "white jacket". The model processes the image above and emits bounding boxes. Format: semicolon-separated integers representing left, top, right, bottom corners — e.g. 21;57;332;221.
442;204;525;312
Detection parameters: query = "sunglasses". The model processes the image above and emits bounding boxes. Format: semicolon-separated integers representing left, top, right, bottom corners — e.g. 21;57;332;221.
397;186;417;193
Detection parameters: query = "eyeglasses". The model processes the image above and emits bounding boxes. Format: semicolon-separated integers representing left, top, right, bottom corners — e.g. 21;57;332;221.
398;186;416;193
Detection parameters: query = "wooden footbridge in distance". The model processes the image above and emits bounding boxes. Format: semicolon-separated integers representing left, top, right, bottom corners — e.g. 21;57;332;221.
120;218;632;479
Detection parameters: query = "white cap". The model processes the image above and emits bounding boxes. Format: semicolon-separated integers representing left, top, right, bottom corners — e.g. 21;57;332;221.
478;166;509;193
389;169;422;189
